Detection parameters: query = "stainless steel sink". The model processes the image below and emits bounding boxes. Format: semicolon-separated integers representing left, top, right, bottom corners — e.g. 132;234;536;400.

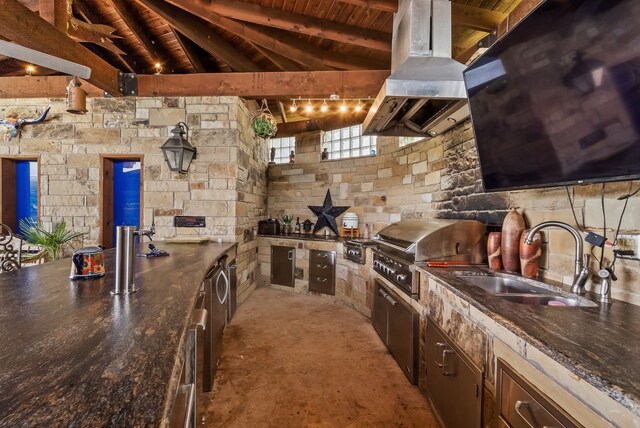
453;271;597;307
495;294;593;307
456;275;554;295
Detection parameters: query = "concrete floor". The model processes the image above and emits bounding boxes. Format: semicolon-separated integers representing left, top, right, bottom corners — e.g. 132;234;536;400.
203;287;439;427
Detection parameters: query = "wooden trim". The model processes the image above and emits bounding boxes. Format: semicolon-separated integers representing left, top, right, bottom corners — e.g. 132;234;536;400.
0;0;122;95
100;155;144;249
0;155;39;232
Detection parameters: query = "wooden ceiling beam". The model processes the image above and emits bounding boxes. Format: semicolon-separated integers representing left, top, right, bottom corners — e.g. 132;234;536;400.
170;27;206;73
452;3;506;33
0;0;121;95
337;0;397;13
188;0;391;52
251;44;303;72
109;0;161;69
276;111;368;138
163;0;388;71
39;0;68;31
0;70;389;98
134;0;260;72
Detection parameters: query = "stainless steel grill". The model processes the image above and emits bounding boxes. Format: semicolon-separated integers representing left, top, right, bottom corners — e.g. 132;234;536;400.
372;219;487;298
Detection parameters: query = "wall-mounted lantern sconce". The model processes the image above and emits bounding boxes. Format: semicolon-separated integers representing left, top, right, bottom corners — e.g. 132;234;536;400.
160;122;197;173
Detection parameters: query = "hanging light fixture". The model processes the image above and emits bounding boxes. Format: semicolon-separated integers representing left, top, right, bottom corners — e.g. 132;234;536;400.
289;99;297;112
305;100;313;113
66;77;87;114
339;102;347;113
160;122;197;173
354;100;362;112
25;65;34;76
154;62;163;75
320;99;328;113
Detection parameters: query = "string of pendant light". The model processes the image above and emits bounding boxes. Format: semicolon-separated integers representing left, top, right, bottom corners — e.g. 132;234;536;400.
289;94;373;114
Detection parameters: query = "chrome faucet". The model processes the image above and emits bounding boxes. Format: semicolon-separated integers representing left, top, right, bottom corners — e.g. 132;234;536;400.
524;221;590;294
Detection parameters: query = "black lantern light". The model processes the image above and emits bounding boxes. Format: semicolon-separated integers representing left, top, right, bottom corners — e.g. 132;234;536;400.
160;122;196;173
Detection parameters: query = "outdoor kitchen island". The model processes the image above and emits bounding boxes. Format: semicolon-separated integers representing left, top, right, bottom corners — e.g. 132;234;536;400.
0;242;235;427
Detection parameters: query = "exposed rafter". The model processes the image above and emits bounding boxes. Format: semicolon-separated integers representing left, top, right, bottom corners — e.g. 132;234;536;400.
134;0;260;72
109;0;162;70
337;0;397;13
452;3;506;32
163;0;389;71
169;27;206;73
0;0;122;95
174;0;391;52
39;0;68;31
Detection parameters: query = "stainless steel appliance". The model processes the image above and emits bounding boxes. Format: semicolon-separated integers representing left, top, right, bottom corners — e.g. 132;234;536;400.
202;255;231;392
362;0;468;137
227;259;237;322
372;219;486;298
343;239;374;264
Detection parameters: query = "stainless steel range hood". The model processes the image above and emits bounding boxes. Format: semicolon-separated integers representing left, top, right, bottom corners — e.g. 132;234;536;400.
362;0;468;137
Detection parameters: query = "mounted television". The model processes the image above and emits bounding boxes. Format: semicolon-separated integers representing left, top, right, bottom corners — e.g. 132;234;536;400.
463;0;640;192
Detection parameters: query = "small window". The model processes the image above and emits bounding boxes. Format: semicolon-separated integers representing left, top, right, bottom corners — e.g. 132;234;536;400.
270;137;295;164
0;158;39;232
322;125;376;160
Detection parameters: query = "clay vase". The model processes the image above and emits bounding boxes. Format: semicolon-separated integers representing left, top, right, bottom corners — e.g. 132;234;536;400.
487;232;502;271
520;229;542;278
501;208;526;273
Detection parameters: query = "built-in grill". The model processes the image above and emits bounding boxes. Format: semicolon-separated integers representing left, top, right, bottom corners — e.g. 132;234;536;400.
344;239;376;264
372;219;487;298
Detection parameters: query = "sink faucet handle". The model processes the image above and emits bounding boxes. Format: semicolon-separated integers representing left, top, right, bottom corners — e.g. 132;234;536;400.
583;253;590;267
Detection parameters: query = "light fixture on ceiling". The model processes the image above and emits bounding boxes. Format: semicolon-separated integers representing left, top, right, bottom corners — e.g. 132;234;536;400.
154;62;163;75
320;100;328;113
25;65;34;76
339;102;347;113
305;100;313;113
289;96;373;115
289;99;298;112
160;122;197;174
354;100;363;112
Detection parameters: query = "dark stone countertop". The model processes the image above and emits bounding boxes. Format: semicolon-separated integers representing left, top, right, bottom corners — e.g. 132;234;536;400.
0;242;236;427
418;266;640;417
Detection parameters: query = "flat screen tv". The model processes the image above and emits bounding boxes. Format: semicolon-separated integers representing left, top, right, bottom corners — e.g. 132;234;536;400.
463;0;640;192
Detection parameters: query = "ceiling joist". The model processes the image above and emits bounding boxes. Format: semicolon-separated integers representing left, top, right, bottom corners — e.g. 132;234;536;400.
337;0;397;13
109;0;162;69
452;3;506;33
134;0;260;72
179;0;391;52
170;27;206;73
0;0;121;95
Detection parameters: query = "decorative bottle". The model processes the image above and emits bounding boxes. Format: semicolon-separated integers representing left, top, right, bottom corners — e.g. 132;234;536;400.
295;217;301;234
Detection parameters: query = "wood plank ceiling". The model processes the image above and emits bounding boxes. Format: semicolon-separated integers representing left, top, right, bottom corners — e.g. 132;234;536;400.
0;0;526;134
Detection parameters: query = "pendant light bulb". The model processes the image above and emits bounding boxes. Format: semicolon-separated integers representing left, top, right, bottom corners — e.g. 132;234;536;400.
320;100;328;113
305;100;313;113
339;102;347;113
290;100;297;112
354;100;362;112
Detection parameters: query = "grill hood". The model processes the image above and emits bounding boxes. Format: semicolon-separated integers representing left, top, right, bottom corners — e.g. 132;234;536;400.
362;0;468;137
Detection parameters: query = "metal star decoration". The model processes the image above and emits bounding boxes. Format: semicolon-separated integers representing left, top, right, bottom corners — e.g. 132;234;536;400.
308;189;350;235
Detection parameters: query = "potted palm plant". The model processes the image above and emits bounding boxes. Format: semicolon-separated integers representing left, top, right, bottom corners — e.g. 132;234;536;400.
19;218;85;262
281;214;293;235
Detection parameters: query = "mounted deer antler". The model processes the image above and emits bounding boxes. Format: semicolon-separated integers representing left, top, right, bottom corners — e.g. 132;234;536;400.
0;107;51;142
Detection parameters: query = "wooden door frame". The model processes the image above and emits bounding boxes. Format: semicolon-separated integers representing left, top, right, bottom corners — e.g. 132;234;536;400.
0;155;41;232
99;154;144;248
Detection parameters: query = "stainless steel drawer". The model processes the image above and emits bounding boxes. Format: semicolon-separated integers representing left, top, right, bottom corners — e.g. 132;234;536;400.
310;250;335;265
498;360;580;428
309;250;335;295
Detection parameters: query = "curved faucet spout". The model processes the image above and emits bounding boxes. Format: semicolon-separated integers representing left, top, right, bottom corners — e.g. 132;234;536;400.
525;221;589;294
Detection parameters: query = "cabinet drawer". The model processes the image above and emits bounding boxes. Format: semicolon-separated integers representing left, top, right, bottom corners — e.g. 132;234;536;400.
310;250;335;265
309;275;335;295
309;261;333;277
498;360;580;428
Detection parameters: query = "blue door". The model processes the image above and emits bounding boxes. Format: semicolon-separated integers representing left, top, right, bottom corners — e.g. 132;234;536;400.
112;160;141;244
16;160;38;228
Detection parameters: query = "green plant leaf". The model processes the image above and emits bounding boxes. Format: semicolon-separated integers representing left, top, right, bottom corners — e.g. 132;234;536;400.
19;218;85;262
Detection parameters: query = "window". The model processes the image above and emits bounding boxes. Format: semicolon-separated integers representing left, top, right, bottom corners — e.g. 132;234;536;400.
400;136;426;147
270;137;295;164
0;158;38;232
322;125;376;160
101;157;142;248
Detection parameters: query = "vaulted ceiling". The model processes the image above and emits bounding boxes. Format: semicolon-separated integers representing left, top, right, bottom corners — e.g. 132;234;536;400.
0;0;530;135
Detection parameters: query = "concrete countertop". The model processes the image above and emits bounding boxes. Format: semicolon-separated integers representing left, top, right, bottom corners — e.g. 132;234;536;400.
418;266;640;418
0;242;236;427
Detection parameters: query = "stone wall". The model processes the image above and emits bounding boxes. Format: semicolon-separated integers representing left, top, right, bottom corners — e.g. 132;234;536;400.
0;96;267;302
267;121;640;305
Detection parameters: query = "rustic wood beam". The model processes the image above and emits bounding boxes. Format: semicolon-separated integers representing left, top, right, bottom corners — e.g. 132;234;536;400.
170;27;206;73
276;111;368;138
0;70;389;98
251;44;303;71
163;0;388;71
498;0;544;37
39;0;68;31
0;0;121;95
134;0;260;72
452;3;506;33
277;100;288;124
182;0;391;52
109;0;161;69
337;0;397;13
